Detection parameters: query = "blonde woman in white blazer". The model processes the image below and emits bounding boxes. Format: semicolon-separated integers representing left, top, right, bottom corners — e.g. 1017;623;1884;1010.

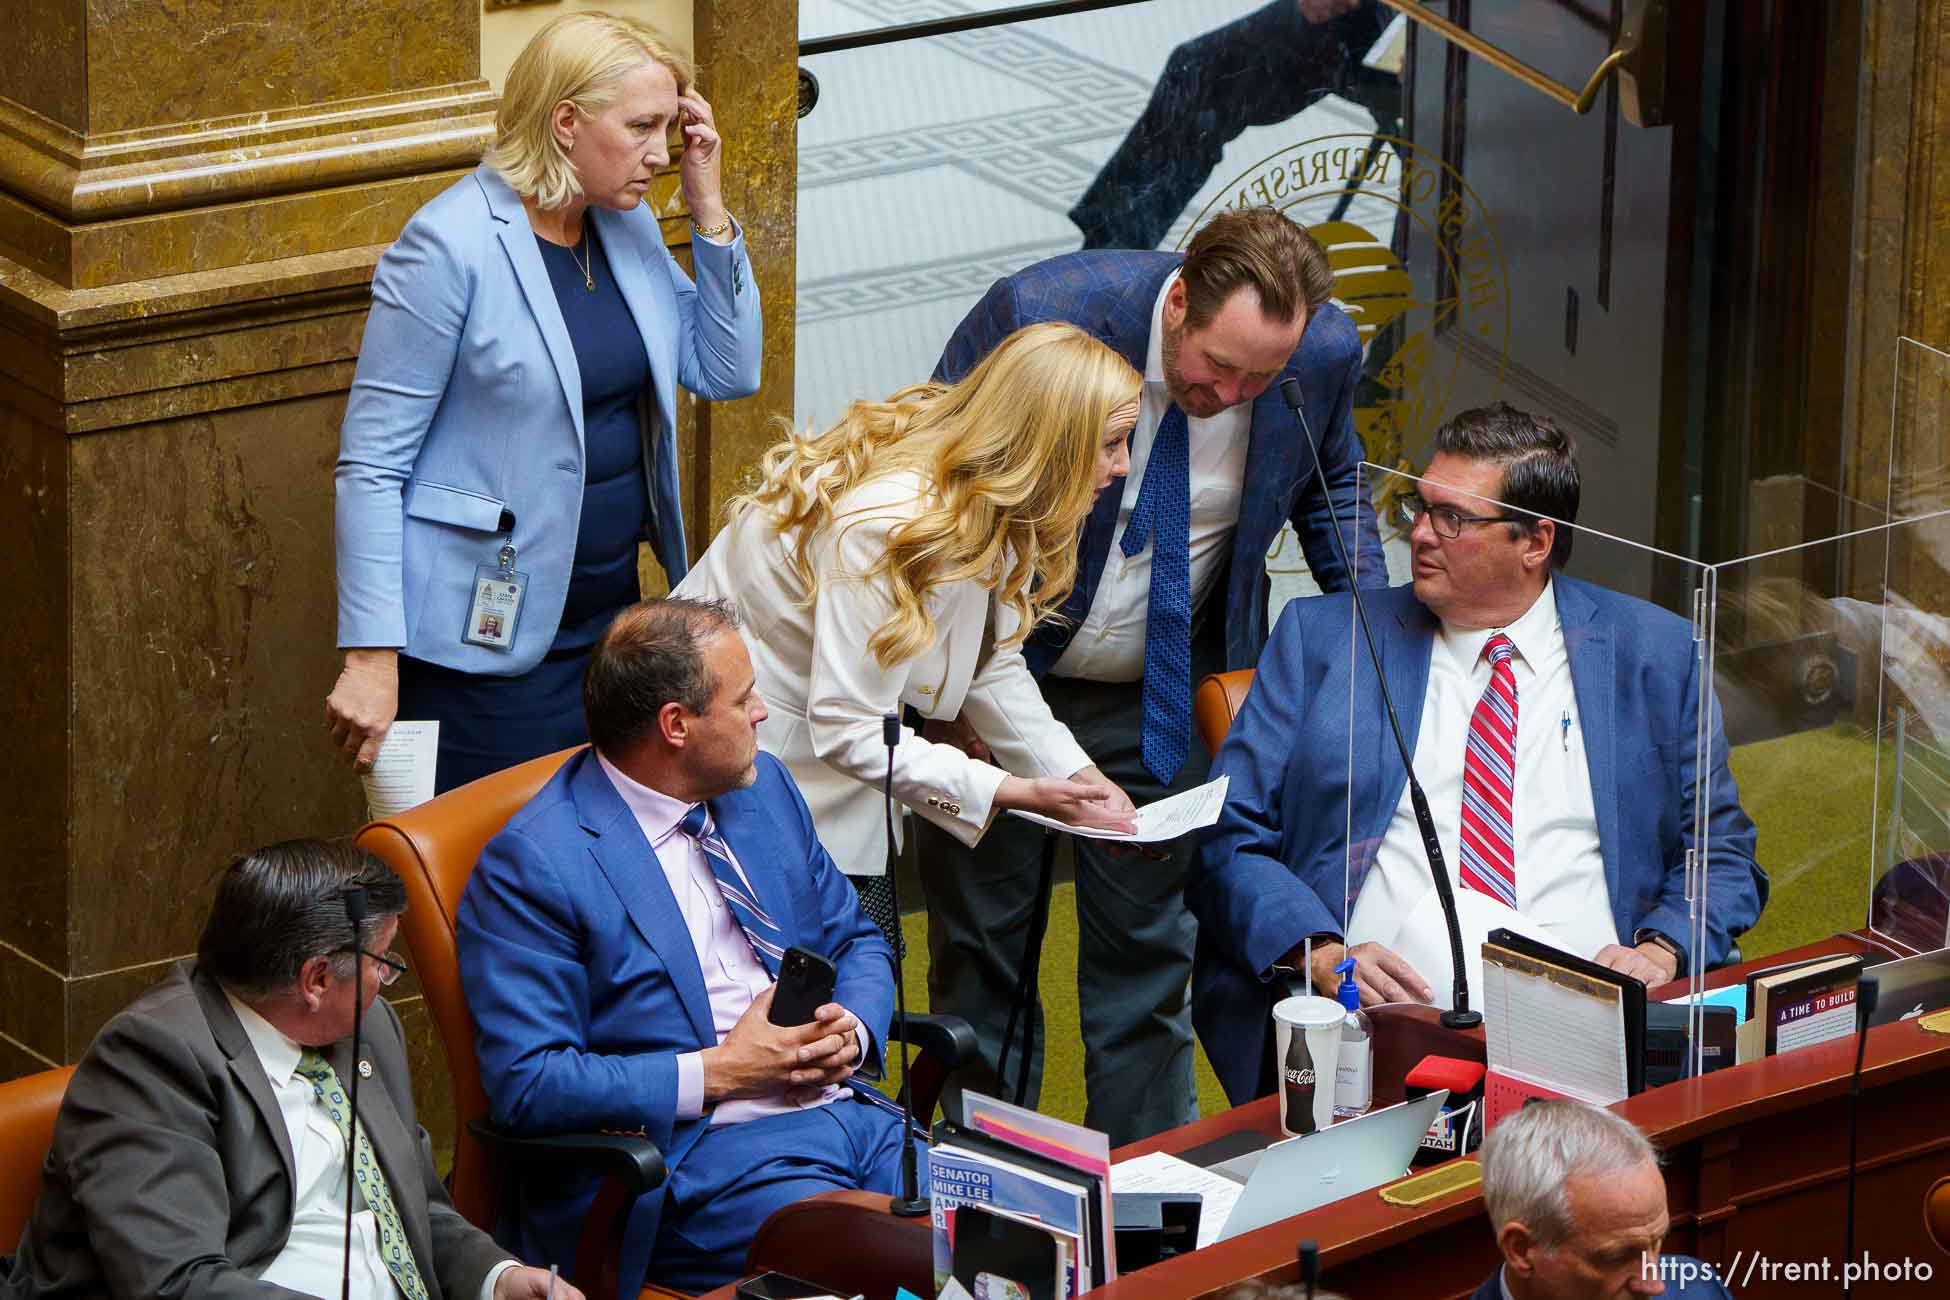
675;322;1142;937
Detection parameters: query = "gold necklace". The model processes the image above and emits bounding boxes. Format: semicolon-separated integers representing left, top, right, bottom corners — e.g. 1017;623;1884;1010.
566;227;594;291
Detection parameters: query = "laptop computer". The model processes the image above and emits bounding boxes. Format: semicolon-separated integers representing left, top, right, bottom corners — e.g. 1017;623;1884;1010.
1864;945;1950;1026
1213;1091;1449;1242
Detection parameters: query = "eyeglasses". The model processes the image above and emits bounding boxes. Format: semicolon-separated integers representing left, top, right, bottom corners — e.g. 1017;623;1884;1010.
336;947;410;988
1392;493;1524;540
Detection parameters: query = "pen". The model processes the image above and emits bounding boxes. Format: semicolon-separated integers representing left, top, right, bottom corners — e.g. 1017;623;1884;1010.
1561;709;1570;751
547;1264;557;1300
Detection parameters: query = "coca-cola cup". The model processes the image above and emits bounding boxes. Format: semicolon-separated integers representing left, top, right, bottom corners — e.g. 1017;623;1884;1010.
1272;995;1344;1137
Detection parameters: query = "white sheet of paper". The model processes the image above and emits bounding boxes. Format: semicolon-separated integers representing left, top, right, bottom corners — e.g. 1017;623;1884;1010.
1387;888;1553;1013
360;720;439;821
1363;10;1410;75
1006;776;1229;842
1109;1150;1245;1250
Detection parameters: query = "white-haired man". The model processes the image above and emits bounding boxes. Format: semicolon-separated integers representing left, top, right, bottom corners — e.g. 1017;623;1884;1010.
1478;1100;1734;1300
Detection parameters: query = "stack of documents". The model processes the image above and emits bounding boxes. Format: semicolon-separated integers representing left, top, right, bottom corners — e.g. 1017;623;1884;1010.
927;1094;1114;1298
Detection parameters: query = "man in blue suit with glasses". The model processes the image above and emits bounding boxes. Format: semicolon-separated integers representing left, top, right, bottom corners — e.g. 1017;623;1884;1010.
1188;404;1765;1106
914;207;1387;1143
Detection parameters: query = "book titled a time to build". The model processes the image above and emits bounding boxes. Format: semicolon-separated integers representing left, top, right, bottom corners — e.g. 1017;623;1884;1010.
1735;953;1864;1063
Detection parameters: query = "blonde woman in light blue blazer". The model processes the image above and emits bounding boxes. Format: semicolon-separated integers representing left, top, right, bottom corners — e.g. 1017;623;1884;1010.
327;12;762;791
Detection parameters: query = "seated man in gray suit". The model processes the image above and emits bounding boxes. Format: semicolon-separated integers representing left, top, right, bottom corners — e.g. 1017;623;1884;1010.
2;839;577;1300
1478;1100;1734;1300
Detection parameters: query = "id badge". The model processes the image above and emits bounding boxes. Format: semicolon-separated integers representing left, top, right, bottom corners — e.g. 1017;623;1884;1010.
463;543;528;651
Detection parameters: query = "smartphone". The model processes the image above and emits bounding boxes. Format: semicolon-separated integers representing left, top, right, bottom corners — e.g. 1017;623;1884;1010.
767;945;838;1026
733;1269;845;1300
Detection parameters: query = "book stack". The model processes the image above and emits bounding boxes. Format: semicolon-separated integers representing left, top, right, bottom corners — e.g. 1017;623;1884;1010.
1735;953;1866;1063
926;1094;1115;1299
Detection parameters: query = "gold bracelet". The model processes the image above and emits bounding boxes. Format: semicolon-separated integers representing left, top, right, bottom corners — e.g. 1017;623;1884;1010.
692;214;734;241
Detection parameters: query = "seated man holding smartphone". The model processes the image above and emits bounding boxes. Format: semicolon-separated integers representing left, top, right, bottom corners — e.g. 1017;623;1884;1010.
458;598;909;1296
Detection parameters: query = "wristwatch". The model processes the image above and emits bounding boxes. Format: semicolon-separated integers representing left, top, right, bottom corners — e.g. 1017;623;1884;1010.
1635;929;1682;971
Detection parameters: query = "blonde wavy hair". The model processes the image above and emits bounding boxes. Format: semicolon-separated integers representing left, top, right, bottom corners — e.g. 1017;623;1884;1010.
733;322;1142;670
485;11;695;210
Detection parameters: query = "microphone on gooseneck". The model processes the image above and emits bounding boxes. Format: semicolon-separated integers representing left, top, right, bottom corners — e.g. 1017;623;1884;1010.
883;712;928;1216
1298;1238;1320;1299
1842;973;1880;1299
340;885;369;1300
1279;378;1480;1030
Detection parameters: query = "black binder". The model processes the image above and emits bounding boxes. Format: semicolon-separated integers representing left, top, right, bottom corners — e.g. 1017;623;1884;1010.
1485;927;1649;1094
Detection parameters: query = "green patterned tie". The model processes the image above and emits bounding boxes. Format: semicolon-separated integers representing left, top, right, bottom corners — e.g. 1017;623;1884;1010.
295;1050;430;1300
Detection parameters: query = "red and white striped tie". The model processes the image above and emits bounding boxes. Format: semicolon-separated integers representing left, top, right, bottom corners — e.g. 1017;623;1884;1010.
1458;633;1519;908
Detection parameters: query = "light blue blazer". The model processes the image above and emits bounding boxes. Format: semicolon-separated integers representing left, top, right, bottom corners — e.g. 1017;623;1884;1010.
335;164;762;673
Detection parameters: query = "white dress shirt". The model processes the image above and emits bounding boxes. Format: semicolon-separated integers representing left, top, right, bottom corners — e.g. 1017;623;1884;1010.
1050;269;1252;681
224;994;515;1300
596;754;869;1126
1346;581;1615;1003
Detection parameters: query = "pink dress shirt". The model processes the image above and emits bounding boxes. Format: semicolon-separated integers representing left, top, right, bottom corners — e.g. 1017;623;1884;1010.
596;754;869;1125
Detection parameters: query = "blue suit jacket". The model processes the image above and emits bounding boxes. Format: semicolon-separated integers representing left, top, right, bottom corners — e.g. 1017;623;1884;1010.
336;165;763;672
455;750;895;1293
1469;1256;1735;1300
934;249;1387;675
1187;579;1767;1104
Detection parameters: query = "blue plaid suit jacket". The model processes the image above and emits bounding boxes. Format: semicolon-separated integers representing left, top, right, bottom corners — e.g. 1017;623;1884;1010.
935;250;1387;676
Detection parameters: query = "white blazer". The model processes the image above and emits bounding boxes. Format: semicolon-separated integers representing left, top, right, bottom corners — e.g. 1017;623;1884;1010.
675;472;1092;875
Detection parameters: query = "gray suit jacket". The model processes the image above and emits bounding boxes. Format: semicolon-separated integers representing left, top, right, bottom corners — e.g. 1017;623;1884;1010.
3;961;508;1298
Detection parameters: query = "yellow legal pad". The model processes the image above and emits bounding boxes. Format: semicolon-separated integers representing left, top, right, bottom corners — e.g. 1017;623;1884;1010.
1918;1008;1950;1037
1379;1159;1483;1207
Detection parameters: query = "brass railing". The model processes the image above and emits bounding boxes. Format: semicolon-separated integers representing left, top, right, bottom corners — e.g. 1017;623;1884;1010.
1377;0;1668;126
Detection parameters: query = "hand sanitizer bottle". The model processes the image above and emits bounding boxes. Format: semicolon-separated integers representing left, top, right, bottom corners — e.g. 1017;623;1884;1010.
1333;956;1373;1118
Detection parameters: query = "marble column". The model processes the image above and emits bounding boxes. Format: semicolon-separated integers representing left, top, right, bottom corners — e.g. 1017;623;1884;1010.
0;0;795;1165
687;0;799;559
0;2;499;1104
1847;0;1950;613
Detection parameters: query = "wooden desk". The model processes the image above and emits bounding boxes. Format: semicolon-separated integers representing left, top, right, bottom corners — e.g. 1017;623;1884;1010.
1096;935;1950;1299
715;935;1950;1299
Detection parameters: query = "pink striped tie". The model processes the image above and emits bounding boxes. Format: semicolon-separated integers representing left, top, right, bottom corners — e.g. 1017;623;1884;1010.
1458;633;1519;908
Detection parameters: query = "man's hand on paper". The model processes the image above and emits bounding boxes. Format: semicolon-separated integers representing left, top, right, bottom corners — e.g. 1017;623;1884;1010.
1593;941;1678;987
920;711;993;763
995;768;1139;834
1289;937;1435;1006
1072;765;1139;824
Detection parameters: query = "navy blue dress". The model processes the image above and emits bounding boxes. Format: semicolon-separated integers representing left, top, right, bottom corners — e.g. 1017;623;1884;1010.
398;224;652;793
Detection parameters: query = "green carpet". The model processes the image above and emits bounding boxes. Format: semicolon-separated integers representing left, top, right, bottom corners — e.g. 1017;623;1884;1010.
881;725;1884;1129
1727;723;1888;960
882;884;1230;1126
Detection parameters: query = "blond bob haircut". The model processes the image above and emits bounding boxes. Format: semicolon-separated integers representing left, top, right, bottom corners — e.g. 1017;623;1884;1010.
486;11;696;210
732;322;1142;671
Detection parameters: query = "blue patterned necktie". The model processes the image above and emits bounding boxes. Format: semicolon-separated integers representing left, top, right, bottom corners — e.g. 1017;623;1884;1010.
678;803;786;977
1121;403;1193;783
293;1051;429;1300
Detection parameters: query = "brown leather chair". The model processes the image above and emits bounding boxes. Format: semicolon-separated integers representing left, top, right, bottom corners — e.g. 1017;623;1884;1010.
357;747;578;1234
1193;668;1256;758
358;746;962;1300
0;1065;76;1250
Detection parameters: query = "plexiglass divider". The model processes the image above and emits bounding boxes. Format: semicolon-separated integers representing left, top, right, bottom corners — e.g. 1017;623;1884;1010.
1345;463;1717;1079
1864;338;1950;955
1707;507;1950;967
